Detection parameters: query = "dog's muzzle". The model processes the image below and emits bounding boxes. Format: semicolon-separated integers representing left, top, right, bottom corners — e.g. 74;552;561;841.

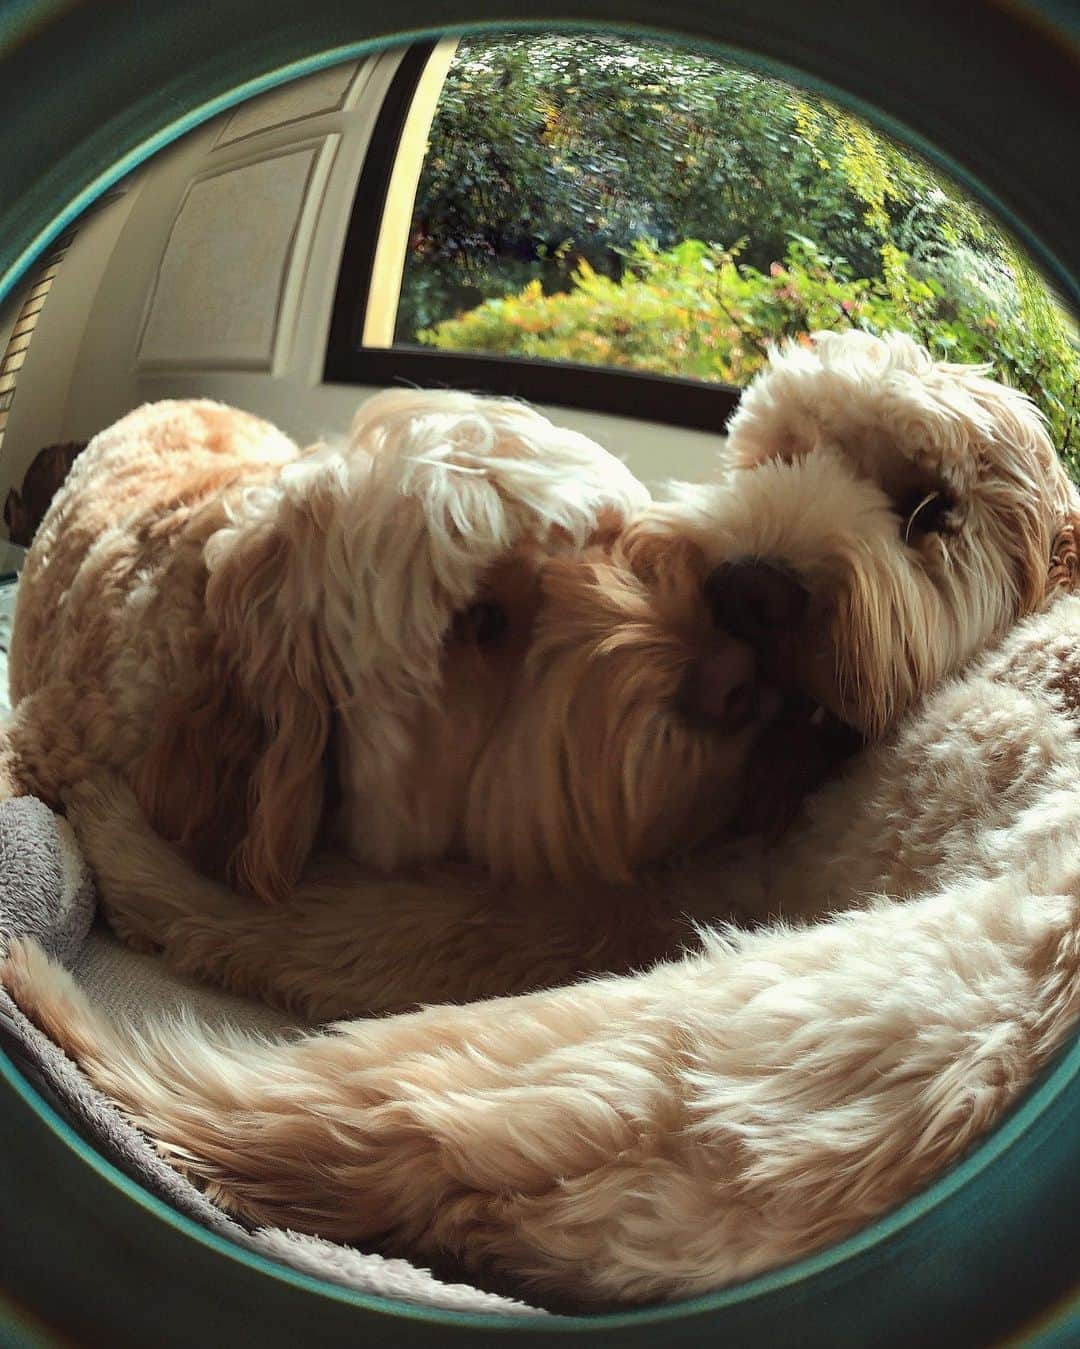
680;634;759;733
704;561;809;676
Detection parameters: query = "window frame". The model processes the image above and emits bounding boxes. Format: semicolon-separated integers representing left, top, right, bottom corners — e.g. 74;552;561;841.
323;39;742;434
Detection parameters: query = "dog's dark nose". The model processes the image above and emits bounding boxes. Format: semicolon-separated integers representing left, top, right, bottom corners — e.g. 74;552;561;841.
704;561;809;646
682;637;759;732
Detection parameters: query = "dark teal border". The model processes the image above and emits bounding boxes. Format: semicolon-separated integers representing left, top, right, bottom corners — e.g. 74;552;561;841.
0;4;1076;310
0;2;1076;1343
2;1028;1078;1341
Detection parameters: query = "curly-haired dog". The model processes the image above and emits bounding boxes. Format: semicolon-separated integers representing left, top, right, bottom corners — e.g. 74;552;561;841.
3;439;86;547
670;329;1079;739
5;391;828;1013
5;336;1079;1304
20;332;1078;1017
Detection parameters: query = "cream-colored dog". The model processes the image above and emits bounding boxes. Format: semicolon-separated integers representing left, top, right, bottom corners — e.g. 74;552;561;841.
10;389;752;890
666;329;1079;738
4;332;1079;1306
6;389;839;1013
12;332;1078;1019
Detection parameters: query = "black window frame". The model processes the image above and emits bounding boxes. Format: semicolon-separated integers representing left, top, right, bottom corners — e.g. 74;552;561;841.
324;39;742;434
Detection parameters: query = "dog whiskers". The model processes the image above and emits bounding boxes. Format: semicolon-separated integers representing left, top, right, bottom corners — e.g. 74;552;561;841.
903;491;942;545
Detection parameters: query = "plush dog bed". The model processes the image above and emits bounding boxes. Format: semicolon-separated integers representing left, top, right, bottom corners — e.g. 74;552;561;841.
0;797;546;1316
1;575;1078;1312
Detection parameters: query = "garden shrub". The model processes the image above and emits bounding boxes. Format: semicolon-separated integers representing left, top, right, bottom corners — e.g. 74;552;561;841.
420;237;1079;475
399;33;1078;477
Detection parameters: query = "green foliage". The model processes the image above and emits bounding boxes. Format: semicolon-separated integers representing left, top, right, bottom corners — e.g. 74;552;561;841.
400;33;1000;336
420;236;1080;476
398;32;1078;477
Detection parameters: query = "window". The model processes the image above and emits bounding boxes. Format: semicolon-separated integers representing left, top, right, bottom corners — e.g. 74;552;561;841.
0;186;127;458
327;35;1078;466
0;227;77;455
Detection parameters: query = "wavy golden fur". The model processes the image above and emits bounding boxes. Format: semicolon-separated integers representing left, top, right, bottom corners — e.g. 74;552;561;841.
8;591;1080;1304
8;334;1077;1020
6;389;804;1006
4;333;1079;1306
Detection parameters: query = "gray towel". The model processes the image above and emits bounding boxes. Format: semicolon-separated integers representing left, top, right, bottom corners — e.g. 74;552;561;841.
0;795;94;961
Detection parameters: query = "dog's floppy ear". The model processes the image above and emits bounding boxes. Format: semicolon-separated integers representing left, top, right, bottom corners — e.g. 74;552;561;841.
1047;502;1080;596
154;389;649;895
133;655;273;882
191;453;349;902
207;525;331;902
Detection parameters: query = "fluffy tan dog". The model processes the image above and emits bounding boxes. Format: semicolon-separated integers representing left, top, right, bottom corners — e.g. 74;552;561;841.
15;332;1077;1019
4;333;1079;1305
664;329;1079;737
5;390;822;1012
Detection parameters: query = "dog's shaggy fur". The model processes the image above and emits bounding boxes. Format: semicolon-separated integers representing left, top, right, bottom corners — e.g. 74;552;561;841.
659;330;1079;737
4;333;1080;1305
5;390;802;1008
11;391;756;890
6;596;1080;1307
10;332;1077;1019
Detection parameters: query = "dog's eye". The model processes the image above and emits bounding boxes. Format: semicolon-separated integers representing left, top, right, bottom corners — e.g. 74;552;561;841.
900;489;955;542
455;602;508;645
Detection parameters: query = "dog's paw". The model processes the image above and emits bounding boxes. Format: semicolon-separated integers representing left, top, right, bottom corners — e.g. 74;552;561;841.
108;914;165;957
61;771;139;821
733;701;863;841
61;773;143;853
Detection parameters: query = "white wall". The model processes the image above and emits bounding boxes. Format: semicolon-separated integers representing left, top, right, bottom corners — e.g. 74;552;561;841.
0;48;728;520
1;190;140;485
